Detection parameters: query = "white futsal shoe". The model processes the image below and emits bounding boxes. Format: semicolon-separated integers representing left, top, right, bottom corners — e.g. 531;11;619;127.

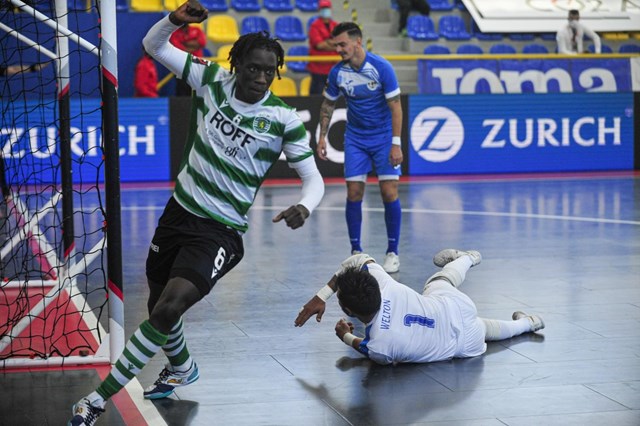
433;249;482;268
382;252;400;273
512;311;545;332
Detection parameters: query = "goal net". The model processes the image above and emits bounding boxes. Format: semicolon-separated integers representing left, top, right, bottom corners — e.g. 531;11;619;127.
0;0;123;367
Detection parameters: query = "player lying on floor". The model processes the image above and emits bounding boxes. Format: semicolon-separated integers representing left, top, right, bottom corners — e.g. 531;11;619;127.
295;249;544;365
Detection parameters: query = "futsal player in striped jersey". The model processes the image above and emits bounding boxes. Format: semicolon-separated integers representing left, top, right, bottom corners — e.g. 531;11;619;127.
316;22;404;274
69;3;324;425
296;250;545;365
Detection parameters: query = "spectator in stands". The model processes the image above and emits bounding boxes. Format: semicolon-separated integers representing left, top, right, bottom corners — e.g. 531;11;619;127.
170;23;207;95
397;0;430;37
556;9;601;54
134;47;159;97
308;0;338;94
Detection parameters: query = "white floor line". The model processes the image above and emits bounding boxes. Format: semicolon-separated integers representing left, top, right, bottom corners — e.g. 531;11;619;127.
124;379;168;426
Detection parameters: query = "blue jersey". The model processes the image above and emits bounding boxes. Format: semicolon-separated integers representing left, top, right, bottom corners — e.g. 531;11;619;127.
324;52;400;137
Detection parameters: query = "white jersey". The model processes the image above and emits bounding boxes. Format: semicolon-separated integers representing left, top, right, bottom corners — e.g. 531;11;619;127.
359;263;471;365
144;17;315;232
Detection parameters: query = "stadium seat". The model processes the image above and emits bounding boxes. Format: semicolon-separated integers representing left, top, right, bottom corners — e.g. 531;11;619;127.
454;0;465;10
264;0;294;11
522;43;549;54
241;16;270;35
307;15;319;31
539;33;556;40
287;46;309;73
116;0;129;11
130;0;163;11
163;0;180;10
472;20;502;41
296;0;318;11
299;75;311;96
230;0;261;12
619;44;640;53
216;44;233;70
270;76;297;96
68;0;91;11
456;44;483;54
587;44;613;53
428;0;453;11
438;15;471;40
406;16;438;41
200;0;228;11
275;16;306;42
489;43;517;54
207;15;240;43
423;44;450;54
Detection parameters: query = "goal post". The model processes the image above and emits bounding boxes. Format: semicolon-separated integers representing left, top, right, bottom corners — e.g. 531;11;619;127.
0;0;123;367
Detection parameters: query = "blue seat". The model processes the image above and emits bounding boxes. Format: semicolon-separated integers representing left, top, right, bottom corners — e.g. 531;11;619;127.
296;0;318;11
423;44;450;54
287;45;309;73
307;15;319;31
588;44;613;53
454;0;465;9
264;0;294;11
522;43;549;54
200;0;228;11
406;15;438;41
456;44;483;54
489;43;517;54
619;44;640;53
539;33;556;40
241;16;270;35
68;0;91;11
472;20;502;41
116;0;128;11
230;0;260;12
438;15;471;40
275;16;306;41
429;0;453;11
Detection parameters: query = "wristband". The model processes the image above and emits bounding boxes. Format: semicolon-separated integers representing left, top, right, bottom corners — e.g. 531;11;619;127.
342;333;356;347
392;136;401;146
315;284;334;302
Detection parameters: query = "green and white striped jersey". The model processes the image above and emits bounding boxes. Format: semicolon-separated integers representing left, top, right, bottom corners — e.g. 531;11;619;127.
174;55;314;232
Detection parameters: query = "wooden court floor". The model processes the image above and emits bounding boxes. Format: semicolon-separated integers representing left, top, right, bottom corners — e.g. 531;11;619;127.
1;172;639;425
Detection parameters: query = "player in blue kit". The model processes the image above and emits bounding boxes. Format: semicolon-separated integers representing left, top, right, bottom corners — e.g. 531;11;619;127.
316;22;404;273
295;250;545;365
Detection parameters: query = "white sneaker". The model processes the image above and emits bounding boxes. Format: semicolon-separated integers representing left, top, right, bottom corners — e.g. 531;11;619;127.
382;252;400;273
433;249;482;268
351;249;362;255
69;396;105;426
512;311;545;332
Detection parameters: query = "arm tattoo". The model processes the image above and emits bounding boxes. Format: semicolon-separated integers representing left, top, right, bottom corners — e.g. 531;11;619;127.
387;94;401;105
319;99;336;138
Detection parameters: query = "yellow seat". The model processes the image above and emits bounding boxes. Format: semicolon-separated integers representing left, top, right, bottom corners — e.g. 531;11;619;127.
299;76;311;96
207;15;240;44
270;76;297;97
130;0;164;12
163;0;180;10
216;44;233;70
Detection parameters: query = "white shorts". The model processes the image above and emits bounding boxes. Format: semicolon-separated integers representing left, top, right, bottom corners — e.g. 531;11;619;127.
423;280;487;358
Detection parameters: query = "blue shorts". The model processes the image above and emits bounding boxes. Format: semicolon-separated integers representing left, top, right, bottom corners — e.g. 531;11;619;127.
344;131;401;180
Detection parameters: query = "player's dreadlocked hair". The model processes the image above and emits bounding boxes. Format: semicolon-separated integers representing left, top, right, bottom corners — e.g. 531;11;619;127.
228;31;285;78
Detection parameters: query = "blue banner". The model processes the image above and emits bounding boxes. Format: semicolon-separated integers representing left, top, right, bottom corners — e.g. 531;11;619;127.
408;93;634;175
2;98;170;184
418;58;633;94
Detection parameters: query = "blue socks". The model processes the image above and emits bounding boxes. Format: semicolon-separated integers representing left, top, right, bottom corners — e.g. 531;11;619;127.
346;199;362;253
384;199;401;254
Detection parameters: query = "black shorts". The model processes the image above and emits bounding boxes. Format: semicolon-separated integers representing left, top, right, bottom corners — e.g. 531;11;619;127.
145;197;244;297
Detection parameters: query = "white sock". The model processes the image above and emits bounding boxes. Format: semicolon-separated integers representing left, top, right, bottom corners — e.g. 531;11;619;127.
87;391;106;409
481;317;531;341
